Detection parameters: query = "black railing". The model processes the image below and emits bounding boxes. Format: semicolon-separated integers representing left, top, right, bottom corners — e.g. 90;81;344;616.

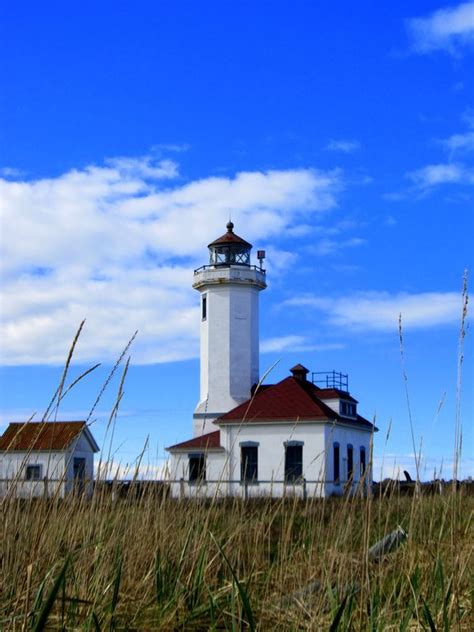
312;371;349;392
194;264;265;274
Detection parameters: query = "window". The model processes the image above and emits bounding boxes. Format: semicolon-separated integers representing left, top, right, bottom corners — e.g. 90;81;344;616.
188;454;206;483
25;465;41;480
285;442;303;483
340;402;356;417
347;445;354;480
333;443;340;483
209;245;250;266
360;447;366;476
202;295;207;320
241;445;258;482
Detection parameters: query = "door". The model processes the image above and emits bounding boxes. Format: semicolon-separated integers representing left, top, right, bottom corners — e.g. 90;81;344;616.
73;457;86;493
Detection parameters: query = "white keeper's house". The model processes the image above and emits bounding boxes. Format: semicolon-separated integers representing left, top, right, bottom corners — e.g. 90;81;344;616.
167;222;376;498
0;421;99;498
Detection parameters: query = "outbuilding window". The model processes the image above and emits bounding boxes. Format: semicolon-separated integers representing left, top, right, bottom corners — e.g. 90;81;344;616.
284;441;303;483
333;443;340;483
188;454;206;483
25;465;41;480
241;445;258;482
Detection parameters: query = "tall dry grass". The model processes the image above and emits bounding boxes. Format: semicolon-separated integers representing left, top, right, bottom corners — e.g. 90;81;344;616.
1;273;471;631
1;487;473;630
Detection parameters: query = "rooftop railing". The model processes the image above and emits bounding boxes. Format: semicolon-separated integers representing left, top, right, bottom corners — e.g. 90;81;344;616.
194;264;265;274
312;371;349;392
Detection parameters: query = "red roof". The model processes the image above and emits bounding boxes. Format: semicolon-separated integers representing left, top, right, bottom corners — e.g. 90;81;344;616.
167;430;223;451
208;222;252;248
290;363;307;371
317;388;358;404
0;421;98;451
217;376;374;430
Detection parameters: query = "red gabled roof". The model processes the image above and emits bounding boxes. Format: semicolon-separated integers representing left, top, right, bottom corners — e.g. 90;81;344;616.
217;377;336;422
167;430;223;452
0;421;98;452
216;376;374;430
208;222;252;248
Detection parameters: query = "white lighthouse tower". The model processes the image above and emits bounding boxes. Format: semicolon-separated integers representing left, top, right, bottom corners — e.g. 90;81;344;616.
192;221;267;436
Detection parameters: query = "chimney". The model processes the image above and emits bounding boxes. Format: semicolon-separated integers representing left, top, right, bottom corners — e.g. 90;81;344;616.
290;364;309;381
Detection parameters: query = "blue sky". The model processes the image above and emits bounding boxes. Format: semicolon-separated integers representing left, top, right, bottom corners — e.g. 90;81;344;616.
0;1;473;480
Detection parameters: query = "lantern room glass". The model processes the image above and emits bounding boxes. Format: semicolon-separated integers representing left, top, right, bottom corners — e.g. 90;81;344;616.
209;244;251;266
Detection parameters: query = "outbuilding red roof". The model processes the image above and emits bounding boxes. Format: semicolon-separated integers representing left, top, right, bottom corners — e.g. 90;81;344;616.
167;430;223;451
0;421;98;451
208;222;252;248
217;376;374;430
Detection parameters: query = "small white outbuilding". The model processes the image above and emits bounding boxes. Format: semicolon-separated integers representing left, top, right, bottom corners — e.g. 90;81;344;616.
0;421;99;498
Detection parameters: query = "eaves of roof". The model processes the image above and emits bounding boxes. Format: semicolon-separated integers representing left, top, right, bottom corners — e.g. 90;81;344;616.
0;421;100;452
166;430;224;452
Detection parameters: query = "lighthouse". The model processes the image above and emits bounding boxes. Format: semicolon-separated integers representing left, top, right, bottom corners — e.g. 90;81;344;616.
192;221;267;436
167;223;376;498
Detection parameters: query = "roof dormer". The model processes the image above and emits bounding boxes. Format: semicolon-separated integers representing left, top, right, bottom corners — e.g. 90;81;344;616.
311;370;358;418
339;400;357;418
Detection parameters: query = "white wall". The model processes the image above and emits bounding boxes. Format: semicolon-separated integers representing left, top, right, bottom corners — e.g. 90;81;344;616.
169;421;374;499
170;422;328;498
0;451;66;498
169;450;227;498
193;265;266;436
321;398;340;414
324;424;373;496
223;422;327;497
64;433;95;496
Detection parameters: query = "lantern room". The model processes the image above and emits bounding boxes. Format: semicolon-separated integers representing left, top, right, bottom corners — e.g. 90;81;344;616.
208;221;252;266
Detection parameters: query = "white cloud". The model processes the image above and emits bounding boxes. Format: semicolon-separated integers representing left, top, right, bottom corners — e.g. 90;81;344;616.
326;139;361;153
260;336;343;353
0;167;25;178
313;237;366;256
96;458;170;480
441;131;474;154
150;143;190;154
284;291;463;332
439;116;474;157
260;335;307;353
407;162;474;189
407;1;474;54
0;156;342;365
105;156;179;179
373;454;474;481
462;107;474;128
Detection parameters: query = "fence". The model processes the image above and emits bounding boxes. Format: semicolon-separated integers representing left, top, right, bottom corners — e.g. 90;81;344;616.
0;477;93;499
0;477;168;500
169;477;370;500
0;476;371;501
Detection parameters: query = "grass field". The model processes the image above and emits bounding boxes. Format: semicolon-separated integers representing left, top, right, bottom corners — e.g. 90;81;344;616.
2;292;471;631
1;486;472;630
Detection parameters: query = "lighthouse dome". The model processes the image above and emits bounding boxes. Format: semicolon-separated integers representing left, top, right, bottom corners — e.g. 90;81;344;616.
208;222;252;266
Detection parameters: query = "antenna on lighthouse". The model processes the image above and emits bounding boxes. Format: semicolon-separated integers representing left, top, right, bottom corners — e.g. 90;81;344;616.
257;250;266;270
